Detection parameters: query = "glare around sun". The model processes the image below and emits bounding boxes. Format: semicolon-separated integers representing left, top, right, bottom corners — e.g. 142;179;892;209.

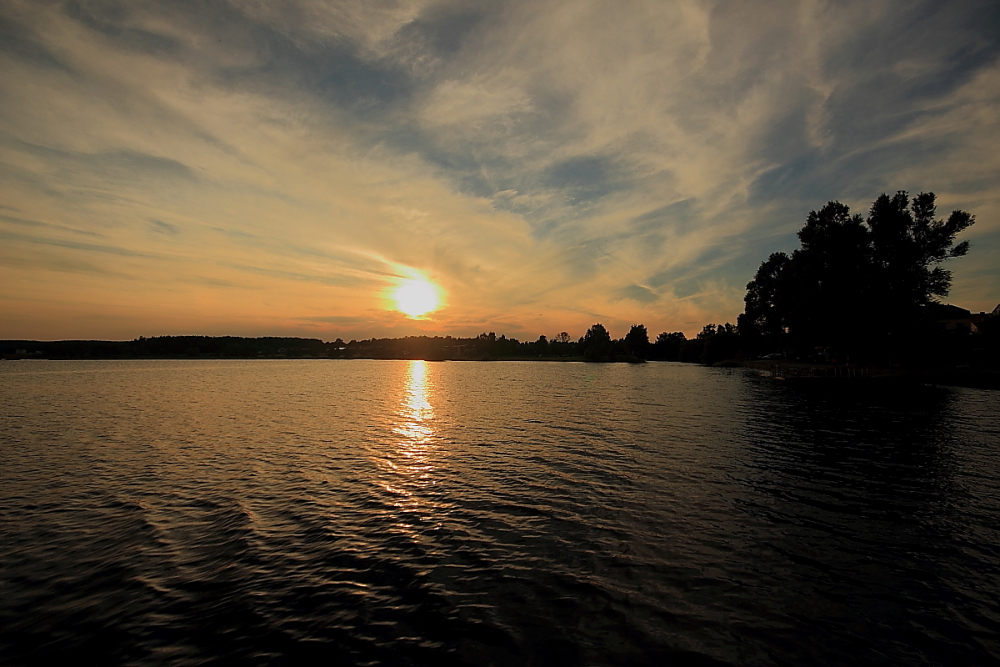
392;279;441;318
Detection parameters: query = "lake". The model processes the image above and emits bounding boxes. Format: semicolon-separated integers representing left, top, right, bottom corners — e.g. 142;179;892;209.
1;359;998;665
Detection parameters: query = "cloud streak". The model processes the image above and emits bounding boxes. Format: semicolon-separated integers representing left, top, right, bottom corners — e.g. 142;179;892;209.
1;0;997;340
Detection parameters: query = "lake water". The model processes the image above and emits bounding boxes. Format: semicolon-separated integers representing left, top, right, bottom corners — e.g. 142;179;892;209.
1;359;998;666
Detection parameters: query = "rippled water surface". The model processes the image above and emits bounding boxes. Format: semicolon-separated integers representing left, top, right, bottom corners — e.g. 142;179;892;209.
2;359;999;666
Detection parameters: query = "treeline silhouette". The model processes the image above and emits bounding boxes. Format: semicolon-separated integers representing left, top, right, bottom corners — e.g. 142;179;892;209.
0;328;723;363
331;325;730;363
0;336;328;360
4;191;995;373
738;191;982;365
741;191;997;374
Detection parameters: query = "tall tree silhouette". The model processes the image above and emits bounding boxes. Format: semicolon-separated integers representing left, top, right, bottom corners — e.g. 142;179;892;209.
582;323;613;361
738;252;793;352
624;324;650;358
740;191;974;359
868;191;974;323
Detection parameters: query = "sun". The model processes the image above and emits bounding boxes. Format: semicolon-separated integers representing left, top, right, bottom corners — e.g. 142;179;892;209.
392;278;442;318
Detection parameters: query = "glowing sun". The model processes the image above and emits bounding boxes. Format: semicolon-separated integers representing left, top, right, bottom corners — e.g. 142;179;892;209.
392;278;442;318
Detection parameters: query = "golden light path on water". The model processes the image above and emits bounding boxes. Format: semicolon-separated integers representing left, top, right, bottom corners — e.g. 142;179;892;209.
396;360;434;446
381;360;439;535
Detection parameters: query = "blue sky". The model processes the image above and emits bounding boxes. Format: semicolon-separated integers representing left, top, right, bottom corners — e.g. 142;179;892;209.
2;0;998;340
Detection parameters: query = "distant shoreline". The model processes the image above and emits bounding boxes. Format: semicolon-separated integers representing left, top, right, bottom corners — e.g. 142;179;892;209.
0;336;642;363
0;353;624;364
5;336;998;391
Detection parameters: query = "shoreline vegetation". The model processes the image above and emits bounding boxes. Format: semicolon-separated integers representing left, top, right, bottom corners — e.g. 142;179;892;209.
2;328;998;390
0;333;636;363
3;191;997;388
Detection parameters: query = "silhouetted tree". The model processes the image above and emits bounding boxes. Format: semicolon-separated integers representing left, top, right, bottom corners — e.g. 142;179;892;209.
738;252;792;355
740;191;975;361
548;332;577;357
582;323;613;361
652;331;686;361
532;335;549;356
698;323;739;364
623;324;650;358
868;191;974;332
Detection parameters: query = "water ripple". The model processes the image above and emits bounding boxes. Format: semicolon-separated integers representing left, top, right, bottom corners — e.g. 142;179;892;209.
1;359;998;665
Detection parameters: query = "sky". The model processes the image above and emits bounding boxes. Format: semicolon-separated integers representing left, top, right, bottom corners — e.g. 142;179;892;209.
2;0;999;342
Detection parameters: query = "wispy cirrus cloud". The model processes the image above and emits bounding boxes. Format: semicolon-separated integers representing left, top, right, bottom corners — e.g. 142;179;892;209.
1;0;997;340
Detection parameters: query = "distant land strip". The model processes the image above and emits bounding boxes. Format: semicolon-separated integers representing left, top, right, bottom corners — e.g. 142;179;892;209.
0;334;597;362
3;333;999;391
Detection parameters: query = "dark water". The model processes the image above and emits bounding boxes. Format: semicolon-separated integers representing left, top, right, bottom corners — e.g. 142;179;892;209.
1;359;998;666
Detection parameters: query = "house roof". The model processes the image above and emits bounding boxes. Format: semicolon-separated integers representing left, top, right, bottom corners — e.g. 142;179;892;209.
926;303;973;319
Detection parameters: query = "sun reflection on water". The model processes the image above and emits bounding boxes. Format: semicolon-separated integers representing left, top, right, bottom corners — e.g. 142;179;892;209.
377;360;443;537
395;360;434;446
379;361;438;502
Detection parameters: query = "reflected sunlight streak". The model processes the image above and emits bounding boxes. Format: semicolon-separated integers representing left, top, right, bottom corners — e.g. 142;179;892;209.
382;361;438;531
395;360;434;446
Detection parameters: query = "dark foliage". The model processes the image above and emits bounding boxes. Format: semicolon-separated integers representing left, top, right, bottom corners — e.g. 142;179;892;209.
739;191;976;362
0;336;328;359
581;323;614;361
651;331;686;361
697;323;739;365
623;324;650;358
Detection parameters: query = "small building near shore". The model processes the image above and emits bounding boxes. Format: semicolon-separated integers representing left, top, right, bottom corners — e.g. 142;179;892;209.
930;303;994;333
